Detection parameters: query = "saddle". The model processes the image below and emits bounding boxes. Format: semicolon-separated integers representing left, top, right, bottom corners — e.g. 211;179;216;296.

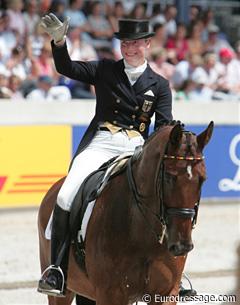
69;151;140;271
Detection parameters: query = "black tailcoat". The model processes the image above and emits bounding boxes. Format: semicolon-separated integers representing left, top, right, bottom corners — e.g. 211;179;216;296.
51;42;173;158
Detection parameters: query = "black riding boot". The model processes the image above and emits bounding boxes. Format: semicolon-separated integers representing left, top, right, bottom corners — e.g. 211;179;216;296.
38;204;70;297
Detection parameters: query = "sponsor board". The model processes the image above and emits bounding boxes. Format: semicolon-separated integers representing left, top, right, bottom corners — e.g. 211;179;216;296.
0;126;71;207
186;125;240;198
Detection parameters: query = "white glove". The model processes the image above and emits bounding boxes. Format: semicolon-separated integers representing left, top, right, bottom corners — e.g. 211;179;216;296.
40;13;70;44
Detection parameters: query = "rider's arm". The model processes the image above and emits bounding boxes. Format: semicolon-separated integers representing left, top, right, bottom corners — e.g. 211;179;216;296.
51;41;99;85
154;79;173;129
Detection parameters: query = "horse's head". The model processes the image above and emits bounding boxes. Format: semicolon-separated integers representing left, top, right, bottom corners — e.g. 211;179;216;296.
160;121;214;256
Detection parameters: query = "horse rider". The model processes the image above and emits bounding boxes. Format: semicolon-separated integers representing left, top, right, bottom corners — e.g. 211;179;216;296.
37;14;196;298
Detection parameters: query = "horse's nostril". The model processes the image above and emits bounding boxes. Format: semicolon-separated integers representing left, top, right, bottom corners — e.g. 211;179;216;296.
169;244;179;255
186;243;194;252
169;243;194;256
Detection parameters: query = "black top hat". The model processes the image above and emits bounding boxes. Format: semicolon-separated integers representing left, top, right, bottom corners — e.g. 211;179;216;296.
114;19;155;40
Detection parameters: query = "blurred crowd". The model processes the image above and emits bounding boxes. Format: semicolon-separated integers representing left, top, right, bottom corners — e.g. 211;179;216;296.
0;0;240;102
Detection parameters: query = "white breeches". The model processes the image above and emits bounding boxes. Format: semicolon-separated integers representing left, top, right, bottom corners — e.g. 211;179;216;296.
57;130;144;211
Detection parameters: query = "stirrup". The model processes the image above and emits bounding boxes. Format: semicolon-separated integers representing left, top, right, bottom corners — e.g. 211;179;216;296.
179;273;197;298
37;265;65;297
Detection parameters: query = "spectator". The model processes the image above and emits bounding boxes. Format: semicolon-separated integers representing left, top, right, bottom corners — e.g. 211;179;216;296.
31;43;55;78
150;3;165;28
48;0;66;21
68;27;98;61
187;20;204;56
26;75;71;101
119;0;136;16
23;0;40;36
65;0;91;43
233;41;240;71
0;13;10;62
0;12;19;61
187;71;213;101
39;0;52;15
65;27;97;99
188;5;201;24
166;22;189;62
163;5;177;37
200;8;216;42
129;3;147;20
217;48;240;94
87;1;113;49
204;24;233;55
5;45;29;81
26;22;49;58
149;47;175;85
192;52;223;90
173;79;192;102
171;54;203;89
108;1;126;60
108;1;125;33
6;0;26;42
149;22;167;51
8;74;24;99
175;69;213;102
0;65;12;98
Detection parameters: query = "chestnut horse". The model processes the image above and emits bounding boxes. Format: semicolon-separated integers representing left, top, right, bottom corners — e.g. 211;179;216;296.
38;121;214;305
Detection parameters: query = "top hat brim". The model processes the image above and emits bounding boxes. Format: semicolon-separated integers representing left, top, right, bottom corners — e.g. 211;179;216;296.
114;32;155;40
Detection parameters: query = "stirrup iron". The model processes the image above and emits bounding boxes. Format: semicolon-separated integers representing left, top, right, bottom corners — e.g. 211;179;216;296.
38;265;65;297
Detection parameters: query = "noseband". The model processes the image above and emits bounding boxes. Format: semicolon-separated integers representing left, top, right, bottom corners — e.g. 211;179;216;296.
127;143;204;244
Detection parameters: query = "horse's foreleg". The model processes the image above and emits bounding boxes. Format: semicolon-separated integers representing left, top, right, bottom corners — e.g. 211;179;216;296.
48;290;75;305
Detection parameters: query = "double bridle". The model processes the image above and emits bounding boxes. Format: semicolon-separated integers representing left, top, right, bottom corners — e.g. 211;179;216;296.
127;146;205;244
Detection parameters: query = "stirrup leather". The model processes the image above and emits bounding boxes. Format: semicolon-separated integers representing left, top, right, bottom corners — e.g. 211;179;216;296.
38;265;65;297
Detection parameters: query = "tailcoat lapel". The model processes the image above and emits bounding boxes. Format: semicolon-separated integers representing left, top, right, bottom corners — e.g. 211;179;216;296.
133;65;157;95
113;60;138;105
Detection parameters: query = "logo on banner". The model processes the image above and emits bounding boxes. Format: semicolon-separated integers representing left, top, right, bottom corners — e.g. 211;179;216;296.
0;176;7;192
218;133;240;192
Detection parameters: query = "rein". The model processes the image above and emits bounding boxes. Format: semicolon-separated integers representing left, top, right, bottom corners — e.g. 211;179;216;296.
127;144;204;244
127;156;164;243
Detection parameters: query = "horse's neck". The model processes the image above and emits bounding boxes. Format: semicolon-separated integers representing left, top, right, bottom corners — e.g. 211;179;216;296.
134;128;170;198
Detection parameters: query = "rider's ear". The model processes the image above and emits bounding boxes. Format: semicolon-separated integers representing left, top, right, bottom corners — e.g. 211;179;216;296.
169;124;182;147
197;121;214;151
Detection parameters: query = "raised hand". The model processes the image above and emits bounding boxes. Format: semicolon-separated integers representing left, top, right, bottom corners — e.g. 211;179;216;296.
40;13;70;44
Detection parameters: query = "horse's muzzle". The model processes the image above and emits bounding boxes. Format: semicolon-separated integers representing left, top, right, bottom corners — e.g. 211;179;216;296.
168;242;194;256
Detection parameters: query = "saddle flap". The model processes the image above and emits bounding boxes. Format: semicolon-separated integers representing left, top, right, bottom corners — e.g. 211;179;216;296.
69;170;105;238
69;153;132;239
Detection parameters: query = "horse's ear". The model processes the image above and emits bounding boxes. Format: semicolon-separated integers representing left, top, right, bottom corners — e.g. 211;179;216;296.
197;121;214;151
169;124;183;147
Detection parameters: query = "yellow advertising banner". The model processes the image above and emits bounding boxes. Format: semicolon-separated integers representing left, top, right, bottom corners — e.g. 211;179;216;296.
0;126;71;208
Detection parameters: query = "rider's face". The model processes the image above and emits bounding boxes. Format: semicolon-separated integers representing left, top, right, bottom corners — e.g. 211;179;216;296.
120;38;150;67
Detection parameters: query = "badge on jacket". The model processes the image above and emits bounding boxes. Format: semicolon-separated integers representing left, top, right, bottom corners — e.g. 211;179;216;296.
142;100;153;113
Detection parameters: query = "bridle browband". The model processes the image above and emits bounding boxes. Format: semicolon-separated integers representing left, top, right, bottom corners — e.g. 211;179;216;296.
127;139;204;244
164;155;204;161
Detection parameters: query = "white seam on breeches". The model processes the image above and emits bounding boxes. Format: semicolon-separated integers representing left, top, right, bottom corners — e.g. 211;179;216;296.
57;130;144;211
